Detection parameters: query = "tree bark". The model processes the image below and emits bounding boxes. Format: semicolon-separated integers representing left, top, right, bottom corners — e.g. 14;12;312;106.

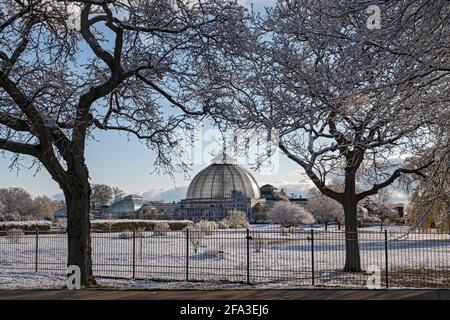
342;198;362;272
62;172;95;286
342;167;362;272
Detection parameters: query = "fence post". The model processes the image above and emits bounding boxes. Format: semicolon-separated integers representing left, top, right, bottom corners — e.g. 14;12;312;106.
246;228;251;285
384;229;389;288
311;229;315;286
186;228;189;282
35;229;39;272
132;229;136;279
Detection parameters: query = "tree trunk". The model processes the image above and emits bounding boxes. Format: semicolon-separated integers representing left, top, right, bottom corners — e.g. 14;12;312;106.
342;198;362;272
63;179;95;286
342;166;362;272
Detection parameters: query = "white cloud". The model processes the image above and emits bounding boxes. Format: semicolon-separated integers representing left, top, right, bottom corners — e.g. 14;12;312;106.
142;186;188;202
261;169;315;197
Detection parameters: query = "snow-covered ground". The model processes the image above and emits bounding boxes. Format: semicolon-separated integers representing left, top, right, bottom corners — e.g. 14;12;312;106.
0;271;316;290
0;225;449;289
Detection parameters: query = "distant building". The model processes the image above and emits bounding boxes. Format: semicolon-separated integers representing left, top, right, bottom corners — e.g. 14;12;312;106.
259;184;289;205
138;201;180;219
101;194;144;219
92;205;110;219
388;204;405;218
53;207;67;225
288;195;308;207
54;204;98;224
395;206;405;218
179;153;263;221
89;157;311;222
361;198;404;218
259;184;307;208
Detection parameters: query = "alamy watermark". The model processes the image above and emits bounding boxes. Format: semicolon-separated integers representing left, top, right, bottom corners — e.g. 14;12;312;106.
174;122;281;176
366;5;381;30
66;265;81;290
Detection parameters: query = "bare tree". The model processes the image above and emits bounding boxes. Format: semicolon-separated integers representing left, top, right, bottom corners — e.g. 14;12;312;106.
204;1;449;271
112;186;125;203
308;188;343;230
31;195;59;219
371;190;392;208
90;184;112;211
222;210;249;229
403;145;450;231
0;0;246;284
0;187;33;215
268;201;314;227
186;224;203;254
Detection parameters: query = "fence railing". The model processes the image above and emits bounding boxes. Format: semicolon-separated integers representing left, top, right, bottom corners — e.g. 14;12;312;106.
0;228;449;288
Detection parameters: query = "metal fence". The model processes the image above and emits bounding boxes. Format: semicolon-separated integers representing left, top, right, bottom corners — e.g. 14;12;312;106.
0;228;449;288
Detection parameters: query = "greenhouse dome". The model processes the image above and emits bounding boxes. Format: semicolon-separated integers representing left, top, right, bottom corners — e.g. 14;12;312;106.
185;154;260;200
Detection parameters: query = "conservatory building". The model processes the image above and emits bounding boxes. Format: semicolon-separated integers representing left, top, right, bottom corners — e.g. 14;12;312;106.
179;154;263;221
101;194;144;219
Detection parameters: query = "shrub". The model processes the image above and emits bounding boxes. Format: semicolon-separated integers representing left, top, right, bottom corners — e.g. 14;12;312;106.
19;215;34;221
153;222;170;236
0;220;52;232
91;219;193;232
221;210;249;229
217;220;229;229
168;221;195;230
4;214;20;221
253;203;268;222
308;188;344;226
196;220;217;236
359;216;381;226
268;202;315;227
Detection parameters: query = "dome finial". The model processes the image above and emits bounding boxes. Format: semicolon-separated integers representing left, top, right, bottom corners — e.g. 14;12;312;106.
212;148;236;165
223;144;228;163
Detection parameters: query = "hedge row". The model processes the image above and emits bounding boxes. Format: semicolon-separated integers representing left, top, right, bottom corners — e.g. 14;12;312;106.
0;220;52;232
91;219;194;232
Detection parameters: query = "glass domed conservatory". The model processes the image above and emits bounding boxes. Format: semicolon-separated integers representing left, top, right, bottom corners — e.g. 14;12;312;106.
180;153;263;221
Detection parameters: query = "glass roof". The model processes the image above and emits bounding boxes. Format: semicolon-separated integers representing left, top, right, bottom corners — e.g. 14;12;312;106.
104;194;143;214
185;163;260;200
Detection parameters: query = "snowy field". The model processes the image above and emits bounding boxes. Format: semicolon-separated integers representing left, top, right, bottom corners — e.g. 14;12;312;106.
0;271;320;290
0;225;449;289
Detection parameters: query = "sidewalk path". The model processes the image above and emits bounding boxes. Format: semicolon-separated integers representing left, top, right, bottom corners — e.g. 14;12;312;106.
0;289;449;300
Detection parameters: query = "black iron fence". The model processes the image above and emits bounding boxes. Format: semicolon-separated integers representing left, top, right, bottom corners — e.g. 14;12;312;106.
0;228;449;288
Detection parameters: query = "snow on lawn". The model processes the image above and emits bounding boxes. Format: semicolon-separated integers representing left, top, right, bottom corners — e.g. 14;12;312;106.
0;271;66;289
0;271;316;290
0;225;449;289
